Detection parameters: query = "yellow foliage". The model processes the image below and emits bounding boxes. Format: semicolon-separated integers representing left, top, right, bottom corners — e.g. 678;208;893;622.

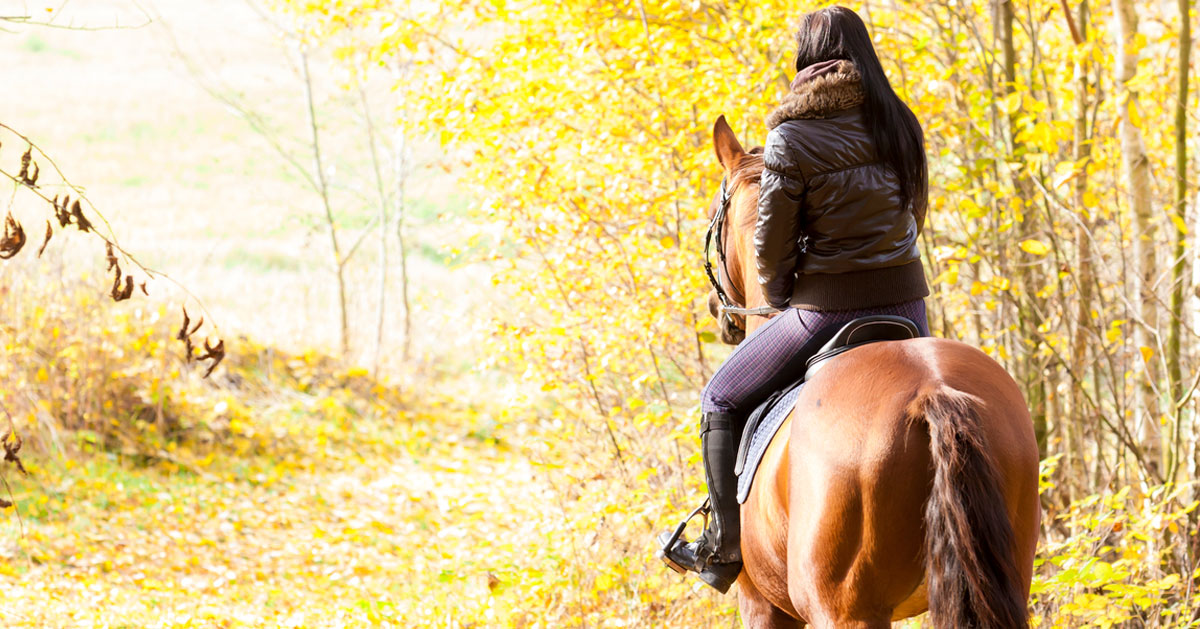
1021;239;1051;256
0;278;409;465
1032;462;1200;627
3;0;1196;624
270;0;1200;624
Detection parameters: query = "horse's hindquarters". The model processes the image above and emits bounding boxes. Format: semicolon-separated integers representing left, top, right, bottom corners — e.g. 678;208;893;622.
788;348;934;624
739;338;1039;628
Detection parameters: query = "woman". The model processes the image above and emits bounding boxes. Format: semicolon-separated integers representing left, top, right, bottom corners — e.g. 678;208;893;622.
657;6;931;594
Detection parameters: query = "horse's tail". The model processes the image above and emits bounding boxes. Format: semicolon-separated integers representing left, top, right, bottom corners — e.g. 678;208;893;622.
916;385;1028;629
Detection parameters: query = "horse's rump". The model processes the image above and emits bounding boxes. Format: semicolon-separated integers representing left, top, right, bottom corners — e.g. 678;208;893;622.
739;338;1039;627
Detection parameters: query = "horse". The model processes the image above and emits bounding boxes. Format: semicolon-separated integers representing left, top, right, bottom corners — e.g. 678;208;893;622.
703;116;1041;628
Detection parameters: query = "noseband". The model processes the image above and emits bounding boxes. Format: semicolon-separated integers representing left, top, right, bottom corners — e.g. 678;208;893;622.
703;177;778;331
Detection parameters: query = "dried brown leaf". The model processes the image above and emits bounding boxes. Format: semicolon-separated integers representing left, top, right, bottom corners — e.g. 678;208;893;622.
17;146;31;181
198;338;226;378
178;307;191;342
3;432;26;476
54;195;71;227
0;213;26;260
23;161;39;187
111;275;134;302
178;307;197;361
36;220;52;257
106;242;118;272
70;200;91;233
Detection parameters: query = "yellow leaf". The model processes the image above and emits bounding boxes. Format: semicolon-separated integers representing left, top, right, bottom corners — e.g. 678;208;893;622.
932;268;959;285
1139;346;1154;363
1019;239;1050;256
1106;320;1126;344
1000;91;1022;115
1171;214;1189;236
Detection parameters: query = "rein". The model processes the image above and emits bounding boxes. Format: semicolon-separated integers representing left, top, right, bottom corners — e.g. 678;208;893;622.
703;177;778;329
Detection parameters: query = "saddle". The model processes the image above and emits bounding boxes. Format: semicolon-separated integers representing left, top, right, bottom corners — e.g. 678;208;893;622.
734;315;922;503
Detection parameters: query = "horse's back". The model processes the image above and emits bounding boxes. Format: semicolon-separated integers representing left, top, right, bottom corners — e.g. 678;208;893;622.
740;337;1039;627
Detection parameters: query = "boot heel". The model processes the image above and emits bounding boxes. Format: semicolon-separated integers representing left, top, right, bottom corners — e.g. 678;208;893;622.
698;561;742;594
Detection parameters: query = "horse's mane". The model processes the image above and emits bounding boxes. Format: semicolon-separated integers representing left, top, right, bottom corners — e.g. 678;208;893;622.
728;147;765;230
729;147;765;190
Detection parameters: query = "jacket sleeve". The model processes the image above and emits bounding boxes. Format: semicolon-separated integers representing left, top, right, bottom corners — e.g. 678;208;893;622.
755;128;807;310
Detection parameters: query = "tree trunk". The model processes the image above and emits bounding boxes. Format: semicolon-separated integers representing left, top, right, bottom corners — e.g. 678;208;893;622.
361;87;390;375
1113;0;1161;476
1069;0;1094;496
394;82;412;363
301;50;350;357
1168;0;1192;481
999;0;1048;455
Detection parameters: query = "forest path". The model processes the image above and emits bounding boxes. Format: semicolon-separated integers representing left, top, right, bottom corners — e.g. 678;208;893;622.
0;414;570;627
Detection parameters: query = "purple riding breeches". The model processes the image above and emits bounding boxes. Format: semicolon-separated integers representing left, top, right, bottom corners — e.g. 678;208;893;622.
700;300;930;414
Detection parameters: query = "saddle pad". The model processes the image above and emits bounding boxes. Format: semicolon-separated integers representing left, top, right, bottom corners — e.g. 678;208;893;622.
736;382;805;504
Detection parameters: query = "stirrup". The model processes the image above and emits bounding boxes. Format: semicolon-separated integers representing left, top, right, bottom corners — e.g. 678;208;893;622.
655;500;710;573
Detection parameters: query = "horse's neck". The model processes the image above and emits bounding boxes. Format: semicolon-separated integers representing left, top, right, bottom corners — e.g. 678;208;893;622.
732;211;769;314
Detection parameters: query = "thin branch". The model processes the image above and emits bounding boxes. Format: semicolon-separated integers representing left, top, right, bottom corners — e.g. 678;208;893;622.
0;127;221;328
0;14;152;31
340;215;381;267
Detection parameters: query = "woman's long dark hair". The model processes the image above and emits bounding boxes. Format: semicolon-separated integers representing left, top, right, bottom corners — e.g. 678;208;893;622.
793;6;928;222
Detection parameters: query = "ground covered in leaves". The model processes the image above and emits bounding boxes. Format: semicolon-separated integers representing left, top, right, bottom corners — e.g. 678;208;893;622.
3;415;535;626
0;370;731;628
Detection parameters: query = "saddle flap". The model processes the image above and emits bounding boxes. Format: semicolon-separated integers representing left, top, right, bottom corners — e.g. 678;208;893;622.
736;382;806;504
735;381;800;477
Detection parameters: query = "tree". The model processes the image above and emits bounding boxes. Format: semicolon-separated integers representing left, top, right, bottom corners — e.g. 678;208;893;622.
160;4;392;358
1169;0;1192;481
1112;0;1163;473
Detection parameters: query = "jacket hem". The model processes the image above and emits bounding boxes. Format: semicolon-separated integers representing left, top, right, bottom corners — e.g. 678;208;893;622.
789;261;930;311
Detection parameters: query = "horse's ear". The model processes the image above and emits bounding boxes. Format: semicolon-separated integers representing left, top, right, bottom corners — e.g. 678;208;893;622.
713;115;745;172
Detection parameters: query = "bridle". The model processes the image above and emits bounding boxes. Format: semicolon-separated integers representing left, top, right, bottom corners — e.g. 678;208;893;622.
703;176;778;332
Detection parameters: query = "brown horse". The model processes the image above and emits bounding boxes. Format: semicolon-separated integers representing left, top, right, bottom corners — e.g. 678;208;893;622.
705;116;1041;628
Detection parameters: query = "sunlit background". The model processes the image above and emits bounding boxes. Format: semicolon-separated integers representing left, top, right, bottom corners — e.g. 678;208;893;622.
1;0;1199;626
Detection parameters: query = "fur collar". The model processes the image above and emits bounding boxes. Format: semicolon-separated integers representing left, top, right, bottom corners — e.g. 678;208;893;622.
766;60;865;129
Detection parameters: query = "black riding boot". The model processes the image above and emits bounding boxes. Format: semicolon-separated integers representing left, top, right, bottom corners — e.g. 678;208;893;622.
656;411;743;593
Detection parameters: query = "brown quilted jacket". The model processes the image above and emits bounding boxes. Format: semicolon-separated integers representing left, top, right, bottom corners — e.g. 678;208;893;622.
756;59;929;311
